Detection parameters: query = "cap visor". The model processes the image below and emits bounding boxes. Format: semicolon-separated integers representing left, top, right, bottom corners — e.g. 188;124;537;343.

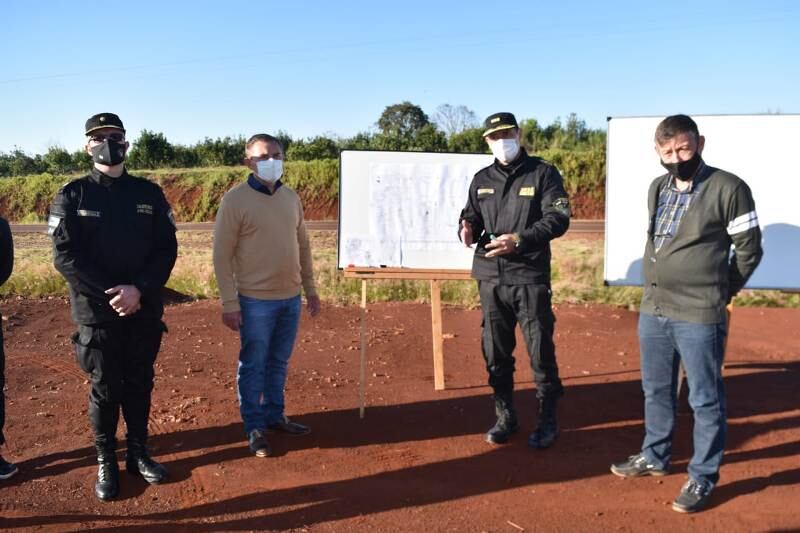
482;124;516;137
85;125;125;135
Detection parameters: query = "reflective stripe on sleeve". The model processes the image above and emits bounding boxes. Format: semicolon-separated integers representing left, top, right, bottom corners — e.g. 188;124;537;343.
47;215;62;236
727;210;759;235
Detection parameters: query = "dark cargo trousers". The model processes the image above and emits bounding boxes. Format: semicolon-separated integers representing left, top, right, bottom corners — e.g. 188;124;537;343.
72;319;165;449
478;281;563;400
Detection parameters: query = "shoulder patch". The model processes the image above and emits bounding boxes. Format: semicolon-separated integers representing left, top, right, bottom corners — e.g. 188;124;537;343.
552;197;571;216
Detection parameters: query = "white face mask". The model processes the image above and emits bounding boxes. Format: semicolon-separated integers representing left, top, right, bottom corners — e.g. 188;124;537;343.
490;138;520;164
255;159;283;183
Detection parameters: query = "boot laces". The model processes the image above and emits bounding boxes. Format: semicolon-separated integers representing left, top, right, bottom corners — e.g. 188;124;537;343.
98;462;114;482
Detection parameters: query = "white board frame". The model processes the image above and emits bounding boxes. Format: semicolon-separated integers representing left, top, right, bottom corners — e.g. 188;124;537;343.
337;149;494;270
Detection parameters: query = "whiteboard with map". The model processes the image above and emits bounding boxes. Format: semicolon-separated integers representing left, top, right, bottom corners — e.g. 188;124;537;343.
338;150;494;269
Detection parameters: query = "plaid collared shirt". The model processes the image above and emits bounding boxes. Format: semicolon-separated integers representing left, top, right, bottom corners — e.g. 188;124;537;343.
653;163;707;252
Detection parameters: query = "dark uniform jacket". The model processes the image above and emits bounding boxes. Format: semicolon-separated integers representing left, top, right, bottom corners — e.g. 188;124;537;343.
49;168;178;325
460;151;571;284
641;164;763;324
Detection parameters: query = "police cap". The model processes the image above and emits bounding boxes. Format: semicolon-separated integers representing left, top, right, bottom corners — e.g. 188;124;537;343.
85;113;126;135
482;112;518;137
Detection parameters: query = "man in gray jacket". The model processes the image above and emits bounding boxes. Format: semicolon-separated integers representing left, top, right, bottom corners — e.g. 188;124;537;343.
610;115;763;513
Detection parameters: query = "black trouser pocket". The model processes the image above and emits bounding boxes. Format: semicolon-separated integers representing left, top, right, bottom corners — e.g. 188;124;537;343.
72;326;99;374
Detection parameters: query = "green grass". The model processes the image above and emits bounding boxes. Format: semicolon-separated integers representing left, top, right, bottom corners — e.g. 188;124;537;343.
540;148;605;200
0;243;68;296
2;232;797;310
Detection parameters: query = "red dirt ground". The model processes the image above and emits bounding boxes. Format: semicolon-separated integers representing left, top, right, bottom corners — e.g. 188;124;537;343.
0;298;798;532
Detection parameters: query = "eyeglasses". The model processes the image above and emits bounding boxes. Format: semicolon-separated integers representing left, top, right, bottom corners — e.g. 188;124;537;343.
89;133;125;143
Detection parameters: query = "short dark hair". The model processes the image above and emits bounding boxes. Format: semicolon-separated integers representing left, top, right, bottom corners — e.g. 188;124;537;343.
654;114;699;144
246;133;284;155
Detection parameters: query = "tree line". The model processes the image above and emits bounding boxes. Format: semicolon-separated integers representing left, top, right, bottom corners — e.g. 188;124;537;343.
0;102;606;177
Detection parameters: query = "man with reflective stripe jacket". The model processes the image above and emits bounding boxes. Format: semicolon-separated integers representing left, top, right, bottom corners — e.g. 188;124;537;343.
49;112;178;501
610;114;763;514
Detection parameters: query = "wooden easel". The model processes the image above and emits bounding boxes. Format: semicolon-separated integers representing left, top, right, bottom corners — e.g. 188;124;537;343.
344;267;472;417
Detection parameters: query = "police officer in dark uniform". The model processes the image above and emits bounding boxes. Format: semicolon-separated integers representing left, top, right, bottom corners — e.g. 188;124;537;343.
459;112;571;449
49;113;178;501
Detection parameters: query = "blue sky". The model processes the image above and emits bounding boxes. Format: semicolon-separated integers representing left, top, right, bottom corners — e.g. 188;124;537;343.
2;0;798;154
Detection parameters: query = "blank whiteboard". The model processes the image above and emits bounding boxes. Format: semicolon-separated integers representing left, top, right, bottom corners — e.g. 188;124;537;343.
605;114;800;290
338;150;494;269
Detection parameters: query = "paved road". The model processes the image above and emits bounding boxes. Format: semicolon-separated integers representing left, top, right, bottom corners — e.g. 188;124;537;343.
11;219;604;234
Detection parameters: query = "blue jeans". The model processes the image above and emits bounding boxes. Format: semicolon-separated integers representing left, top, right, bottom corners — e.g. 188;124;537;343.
638;312;727;487
237;294;301;434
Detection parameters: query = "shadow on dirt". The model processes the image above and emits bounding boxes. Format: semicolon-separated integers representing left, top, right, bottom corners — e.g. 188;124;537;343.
3;360;798;530
162;287;195;305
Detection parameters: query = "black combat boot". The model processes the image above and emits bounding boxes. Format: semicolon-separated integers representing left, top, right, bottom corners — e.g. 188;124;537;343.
485;392;519;444
528;395;559;449
95;445;120;501
126;439;168;485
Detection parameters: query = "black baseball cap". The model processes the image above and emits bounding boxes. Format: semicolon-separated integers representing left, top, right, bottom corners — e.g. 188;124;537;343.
482;112;518;137
85;113;126;135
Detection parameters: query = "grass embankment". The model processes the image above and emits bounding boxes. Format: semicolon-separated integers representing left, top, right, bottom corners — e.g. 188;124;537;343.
147;161;338;221
0;152;603;222
4;232;796;309
0;160;339;223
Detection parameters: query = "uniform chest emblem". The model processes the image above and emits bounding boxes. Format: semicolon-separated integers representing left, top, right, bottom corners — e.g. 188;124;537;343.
137;204;154;215
519;186;535;197
77;209;101;217
477;188;495;196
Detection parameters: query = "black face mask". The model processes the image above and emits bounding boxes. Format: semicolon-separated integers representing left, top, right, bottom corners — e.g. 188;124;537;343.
660;151;702;181
90;140;126;166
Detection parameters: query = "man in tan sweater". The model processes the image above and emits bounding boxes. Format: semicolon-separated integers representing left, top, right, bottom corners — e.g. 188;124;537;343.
213;133;320;457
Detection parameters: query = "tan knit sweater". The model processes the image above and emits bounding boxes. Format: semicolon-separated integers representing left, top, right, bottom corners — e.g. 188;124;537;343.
213;180;317;313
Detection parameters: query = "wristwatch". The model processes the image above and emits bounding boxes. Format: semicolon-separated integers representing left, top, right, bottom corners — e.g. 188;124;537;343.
511;233;521;248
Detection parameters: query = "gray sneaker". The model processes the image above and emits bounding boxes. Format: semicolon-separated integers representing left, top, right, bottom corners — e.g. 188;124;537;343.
672;478;712;513
248;429;272;457
0;455;18;480
610;453;668;478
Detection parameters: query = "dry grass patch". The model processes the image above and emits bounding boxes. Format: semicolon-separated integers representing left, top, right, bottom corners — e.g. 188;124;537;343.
2;231;796;309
